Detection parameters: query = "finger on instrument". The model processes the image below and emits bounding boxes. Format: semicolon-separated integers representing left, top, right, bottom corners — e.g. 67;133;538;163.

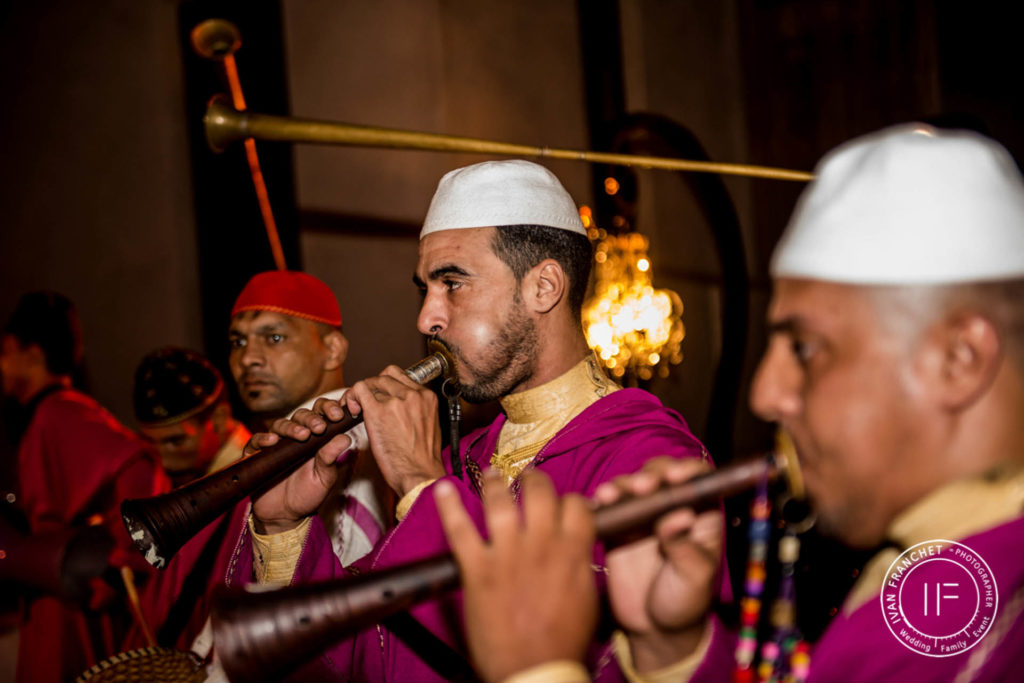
270;416;312;440
482;469;519;546
364;373;415;399
382;363;423;389
290;408;326;434
592;470;656;505
592;456;710;505
435;479;484;567
561;493;596;547
315;432;354;467
344;381;369;416
658;506;722;568
655;506;697;540
653;458;712;485
243;431;279;457
312;396;346;421
519;470;557;540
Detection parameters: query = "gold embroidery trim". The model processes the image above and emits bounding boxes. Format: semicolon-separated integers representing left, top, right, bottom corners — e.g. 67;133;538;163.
249;514;311;585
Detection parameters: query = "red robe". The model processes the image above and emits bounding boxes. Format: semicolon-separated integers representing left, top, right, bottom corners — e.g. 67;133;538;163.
15;387;168;683
120;424;250;653
121;498;253;654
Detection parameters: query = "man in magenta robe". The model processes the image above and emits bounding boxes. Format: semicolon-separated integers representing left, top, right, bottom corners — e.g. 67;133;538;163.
229;270;391;567
228;160;711;681
1;292;168;683
439;125;1024;682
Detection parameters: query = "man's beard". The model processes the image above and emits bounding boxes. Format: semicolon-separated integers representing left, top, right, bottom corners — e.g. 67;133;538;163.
442;304;538;404
238;388;295;429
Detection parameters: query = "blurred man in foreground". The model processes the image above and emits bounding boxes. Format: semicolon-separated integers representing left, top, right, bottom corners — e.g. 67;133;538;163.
440;125;1024;681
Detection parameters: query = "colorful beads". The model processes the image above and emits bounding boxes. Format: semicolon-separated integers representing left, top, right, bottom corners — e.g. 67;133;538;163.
732;462;811;683
734;476;771;678
791;642;811;680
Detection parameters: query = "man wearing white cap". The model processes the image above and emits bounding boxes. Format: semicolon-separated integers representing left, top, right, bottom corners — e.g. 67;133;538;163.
435;125;1024;681
235;160;711;680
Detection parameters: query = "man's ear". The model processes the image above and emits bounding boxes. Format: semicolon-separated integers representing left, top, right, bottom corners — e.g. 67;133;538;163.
323;329;349;371
523;259;567;314
931;312;1002;411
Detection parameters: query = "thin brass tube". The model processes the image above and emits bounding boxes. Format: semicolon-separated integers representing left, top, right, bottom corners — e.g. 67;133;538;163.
204;95;813;182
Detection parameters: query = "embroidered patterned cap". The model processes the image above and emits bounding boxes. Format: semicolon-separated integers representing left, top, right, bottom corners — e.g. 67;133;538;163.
133;347;223;427
772;123;1024;284
420;160;586;238
231;270;342;327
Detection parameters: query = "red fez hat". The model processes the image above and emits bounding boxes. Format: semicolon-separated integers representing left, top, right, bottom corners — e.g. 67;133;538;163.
231;271;342;327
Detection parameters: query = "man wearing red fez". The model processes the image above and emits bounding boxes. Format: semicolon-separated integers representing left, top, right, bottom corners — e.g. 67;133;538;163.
228;270;391;570
229;270;346;426
123;272;391;667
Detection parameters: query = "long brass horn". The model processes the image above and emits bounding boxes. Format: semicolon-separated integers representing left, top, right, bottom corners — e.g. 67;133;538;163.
203;95;813;182
211;447;802;682
121;340;456;569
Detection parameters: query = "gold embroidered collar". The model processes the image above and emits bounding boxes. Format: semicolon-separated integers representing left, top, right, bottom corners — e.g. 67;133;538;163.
500;354;618;424
491;355;619;483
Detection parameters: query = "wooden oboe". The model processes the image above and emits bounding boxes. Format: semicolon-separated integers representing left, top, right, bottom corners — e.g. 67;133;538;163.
121;340;457;569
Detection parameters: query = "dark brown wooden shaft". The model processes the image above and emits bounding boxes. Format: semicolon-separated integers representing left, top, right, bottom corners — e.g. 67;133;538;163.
121;350;451;569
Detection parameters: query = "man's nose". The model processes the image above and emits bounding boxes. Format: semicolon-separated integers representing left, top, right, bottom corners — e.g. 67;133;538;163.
417;294;447;337
749;342;802;423
239;340;265;367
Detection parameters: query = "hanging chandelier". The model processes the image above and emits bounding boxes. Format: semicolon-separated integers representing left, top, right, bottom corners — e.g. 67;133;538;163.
580;206;685;381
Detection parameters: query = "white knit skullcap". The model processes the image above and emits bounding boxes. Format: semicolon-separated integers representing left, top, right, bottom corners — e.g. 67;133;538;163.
771;123;1024;285
420;160;586;238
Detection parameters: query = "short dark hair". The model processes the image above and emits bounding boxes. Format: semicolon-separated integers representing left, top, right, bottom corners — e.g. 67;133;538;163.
875;280;1024;368
3;291;83;376
490;225;593;317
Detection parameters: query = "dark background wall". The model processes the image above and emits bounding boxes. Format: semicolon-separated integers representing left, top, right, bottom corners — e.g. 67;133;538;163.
1;0;1021;671
0;0;201;419
5;0;1020;445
